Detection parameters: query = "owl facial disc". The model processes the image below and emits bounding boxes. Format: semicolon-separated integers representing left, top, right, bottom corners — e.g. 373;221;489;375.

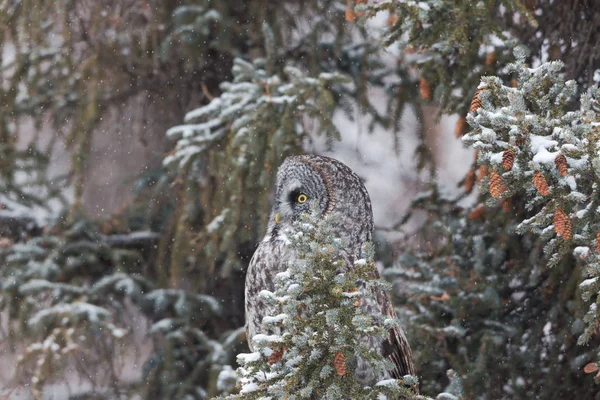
266;154;373;249
270;160;329;231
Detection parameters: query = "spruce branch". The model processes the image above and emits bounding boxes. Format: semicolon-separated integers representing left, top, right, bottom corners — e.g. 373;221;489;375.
463;51;600;353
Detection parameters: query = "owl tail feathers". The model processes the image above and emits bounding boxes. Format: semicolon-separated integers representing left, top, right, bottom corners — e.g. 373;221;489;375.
384;327;419;393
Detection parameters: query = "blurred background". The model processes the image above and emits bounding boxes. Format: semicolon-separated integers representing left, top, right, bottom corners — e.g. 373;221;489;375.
0;0;599;399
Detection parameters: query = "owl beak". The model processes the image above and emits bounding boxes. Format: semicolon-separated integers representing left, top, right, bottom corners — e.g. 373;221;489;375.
275;213;280;224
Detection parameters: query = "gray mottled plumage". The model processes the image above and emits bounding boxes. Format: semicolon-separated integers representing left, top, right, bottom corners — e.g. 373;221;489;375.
245;154;415;383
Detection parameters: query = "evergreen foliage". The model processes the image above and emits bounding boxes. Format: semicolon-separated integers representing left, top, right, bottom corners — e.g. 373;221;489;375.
0;216;242;399
360;1;600;397
223;208;419;399
364;0;532;114
141;291;244;399
365;0;600;115
464;51;599;274
391;52;600;398
164;52;350;275
1;219;149;397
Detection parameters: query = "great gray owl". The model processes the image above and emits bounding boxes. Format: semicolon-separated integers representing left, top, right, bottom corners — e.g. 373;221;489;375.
245;154;415;383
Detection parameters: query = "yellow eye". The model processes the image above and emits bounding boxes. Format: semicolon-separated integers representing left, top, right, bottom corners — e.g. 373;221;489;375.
297;193;308;204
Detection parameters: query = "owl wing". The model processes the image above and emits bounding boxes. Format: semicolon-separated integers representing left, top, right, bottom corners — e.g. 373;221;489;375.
381;293;417;379
368;266;417;380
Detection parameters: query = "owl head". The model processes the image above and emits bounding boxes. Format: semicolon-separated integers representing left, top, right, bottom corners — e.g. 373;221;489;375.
267;154;374;249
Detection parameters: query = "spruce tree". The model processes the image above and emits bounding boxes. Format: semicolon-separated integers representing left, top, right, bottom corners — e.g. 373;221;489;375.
357;1;600;397
224;208;419;399
389;40;600;400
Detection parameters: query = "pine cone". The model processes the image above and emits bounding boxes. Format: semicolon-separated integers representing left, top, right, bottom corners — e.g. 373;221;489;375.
584;363;599;374
470;86;485;113
387;11;398;26
345;0;356;21
596;231;600;253
489;170;506;198
455;116;469;138
0;237;14;248
468;203;485;220
485;51;496;66
501;197;513;213
555;154;568;176
502;148;515;171
419;76;432;100
523;0;538;11
268;347;285;364
554;208;572;240
477;164;489;181
549;44;562;60
464;167;476;193
430;291;450;302
533;171;550;196
334;351;347;376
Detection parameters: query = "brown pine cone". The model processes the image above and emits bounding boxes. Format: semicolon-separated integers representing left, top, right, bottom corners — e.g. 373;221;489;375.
387;11;398;26
420;76;432;100
489;171;507;198
334;351;347;376
470;86;486;113
502;148;515;171
268;348;285;364
553;208;572;240
584;363;599;374
533;171;550;196
464;168;476;193
345;0;356;21
468;203;485;220
523;0;539;11
554;154;568;176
